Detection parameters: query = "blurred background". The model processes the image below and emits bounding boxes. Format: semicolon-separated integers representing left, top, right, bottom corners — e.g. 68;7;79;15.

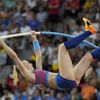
0;0;100;100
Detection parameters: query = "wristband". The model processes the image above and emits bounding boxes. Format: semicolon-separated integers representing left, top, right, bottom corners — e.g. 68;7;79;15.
33;39;41;51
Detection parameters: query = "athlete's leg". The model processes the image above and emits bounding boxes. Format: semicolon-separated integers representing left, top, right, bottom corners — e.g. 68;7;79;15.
58;30;93;79
64;18;96;49
73;48;100;84
73;53;93;84
85;67;93;79
58;31;93;80
58;43;75;80
58;18;96;81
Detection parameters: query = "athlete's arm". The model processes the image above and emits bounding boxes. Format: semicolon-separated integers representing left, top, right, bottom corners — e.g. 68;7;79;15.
31;31;42;70
0;38;35;83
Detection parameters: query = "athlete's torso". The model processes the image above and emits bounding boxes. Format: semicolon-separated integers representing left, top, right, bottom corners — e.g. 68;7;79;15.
34;70;77;91
34;70;57;89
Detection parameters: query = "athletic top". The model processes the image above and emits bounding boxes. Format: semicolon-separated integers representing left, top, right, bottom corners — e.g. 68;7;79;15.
34;70;49;86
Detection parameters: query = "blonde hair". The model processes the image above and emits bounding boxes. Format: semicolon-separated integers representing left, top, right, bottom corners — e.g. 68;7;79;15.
10;65;31;91
11;65;19;86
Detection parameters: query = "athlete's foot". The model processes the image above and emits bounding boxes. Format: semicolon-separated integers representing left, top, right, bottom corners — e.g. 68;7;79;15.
83;18;96;34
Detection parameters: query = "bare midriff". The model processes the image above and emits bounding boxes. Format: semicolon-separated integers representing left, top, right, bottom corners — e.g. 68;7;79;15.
48;73;57;89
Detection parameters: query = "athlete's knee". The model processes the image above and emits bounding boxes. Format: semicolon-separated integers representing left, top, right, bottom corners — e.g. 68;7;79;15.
59;43;68;51
59;43;64;49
